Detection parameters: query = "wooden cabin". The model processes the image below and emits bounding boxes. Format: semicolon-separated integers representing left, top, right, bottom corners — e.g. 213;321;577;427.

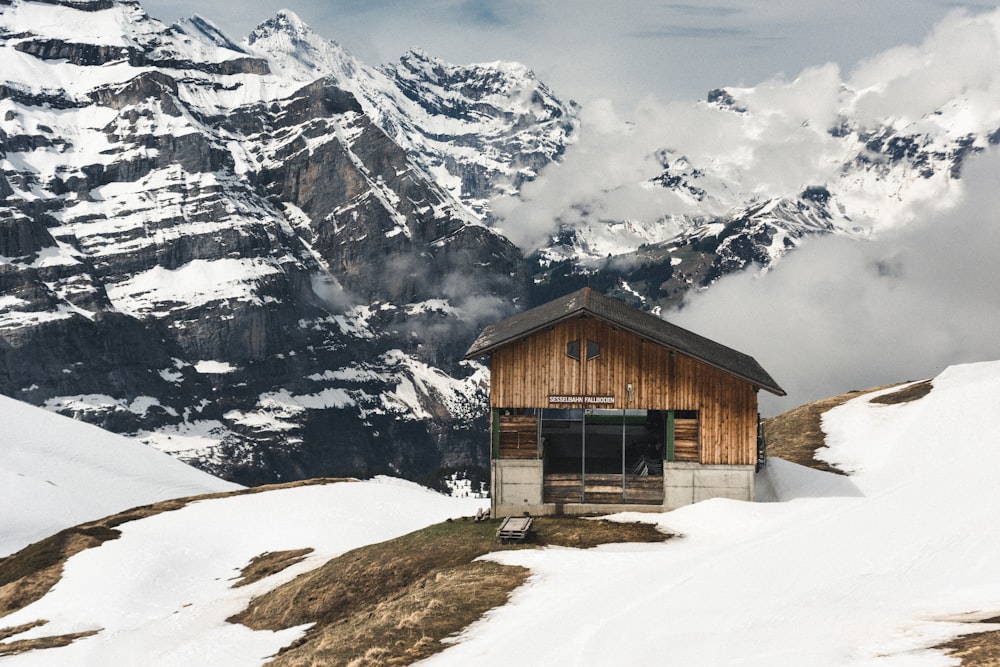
464;287;785;516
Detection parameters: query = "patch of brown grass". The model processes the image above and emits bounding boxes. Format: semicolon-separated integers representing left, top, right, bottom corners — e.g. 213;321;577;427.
868;379;933;405
231;516;668;666
0;627;99;656
233;549;314;588
937;627;1000;666
0;621;46;641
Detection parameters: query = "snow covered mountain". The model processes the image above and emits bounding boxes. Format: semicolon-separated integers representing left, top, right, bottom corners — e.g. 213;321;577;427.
240;9;579;218
2;0;998;486
0;0;538;484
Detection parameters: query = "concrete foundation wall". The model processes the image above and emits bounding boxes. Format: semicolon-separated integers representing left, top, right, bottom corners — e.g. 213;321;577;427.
491;459;756;516
664;462;755;509
491;460;543;516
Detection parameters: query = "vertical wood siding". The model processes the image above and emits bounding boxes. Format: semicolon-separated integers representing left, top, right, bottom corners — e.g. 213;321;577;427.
489;317;758;465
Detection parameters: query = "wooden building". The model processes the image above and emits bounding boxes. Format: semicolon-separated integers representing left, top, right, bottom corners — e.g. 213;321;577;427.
464;287;785;516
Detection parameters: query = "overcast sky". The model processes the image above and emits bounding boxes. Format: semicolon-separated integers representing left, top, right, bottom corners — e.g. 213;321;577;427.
141;0;991;107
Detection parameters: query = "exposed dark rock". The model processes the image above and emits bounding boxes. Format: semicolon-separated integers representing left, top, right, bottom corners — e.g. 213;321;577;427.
15;38;130;65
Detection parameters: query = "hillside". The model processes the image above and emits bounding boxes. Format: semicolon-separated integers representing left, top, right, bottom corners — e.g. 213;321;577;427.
2;360;1000;665
0;393;239;557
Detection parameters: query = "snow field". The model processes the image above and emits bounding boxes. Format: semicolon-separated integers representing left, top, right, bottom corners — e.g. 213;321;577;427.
0;479;486;666
0;394;239;557
422;361;1000;666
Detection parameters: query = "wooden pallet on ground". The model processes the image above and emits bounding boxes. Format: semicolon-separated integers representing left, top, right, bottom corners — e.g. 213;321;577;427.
496;516;533;543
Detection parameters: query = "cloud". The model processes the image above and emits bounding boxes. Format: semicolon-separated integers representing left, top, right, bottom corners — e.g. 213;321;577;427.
492;6;1000;257
661;4;745;18
310;274;356;313
491;99;688;251
848;8;1000;125
668;147;1000;416
629;27;753;39
490;63;848;253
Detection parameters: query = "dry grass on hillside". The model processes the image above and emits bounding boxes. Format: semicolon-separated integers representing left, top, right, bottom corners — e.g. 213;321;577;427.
0;619;97;657
0;478;351;654
938;622;1000;667
0;478;665;664
233;549;315;588
761;381;932;475
231;517;668;666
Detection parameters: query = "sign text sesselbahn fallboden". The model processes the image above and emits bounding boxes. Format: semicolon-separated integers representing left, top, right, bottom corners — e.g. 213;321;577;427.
548;395;615;405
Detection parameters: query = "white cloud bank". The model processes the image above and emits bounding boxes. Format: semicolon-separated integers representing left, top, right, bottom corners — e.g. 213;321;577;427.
493;6;1000;253
670;147;1000;415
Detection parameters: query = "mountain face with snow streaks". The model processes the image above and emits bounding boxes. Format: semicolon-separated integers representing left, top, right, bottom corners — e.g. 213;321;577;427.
246;11;579;218
0;0;527;485
2;0;998;486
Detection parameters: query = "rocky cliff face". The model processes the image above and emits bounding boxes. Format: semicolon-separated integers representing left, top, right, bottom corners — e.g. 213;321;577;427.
244;11;579;218
0;0;526;485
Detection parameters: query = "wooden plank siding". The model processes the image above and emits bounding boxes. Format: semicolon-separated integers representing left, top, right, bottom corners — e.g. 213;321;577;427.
543;474;664;505
673;418;699;462
497;414;539;459
489;317;758;466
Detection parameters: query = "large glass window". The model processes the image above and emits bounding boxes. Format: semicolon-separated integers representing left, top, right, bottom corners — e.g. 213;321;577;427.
541;409;666;470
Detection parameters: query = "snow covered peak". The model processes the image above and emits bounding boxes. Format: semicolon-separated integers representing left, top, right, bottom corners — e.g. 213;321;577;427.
247;8;315;45
392;48;541;102
1;0;155;47
245;8;357;81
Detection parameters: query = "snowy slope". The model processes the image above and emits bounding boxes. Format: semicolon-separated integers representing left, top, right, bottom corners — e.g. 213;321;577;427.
0;394;240;557
424;361;1000;666
0;479;485;665
3;361;1000;665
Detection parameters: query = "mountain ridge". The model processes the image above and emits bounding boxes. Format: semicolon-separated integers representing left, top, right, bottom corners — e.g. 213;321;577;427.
0;0;535;484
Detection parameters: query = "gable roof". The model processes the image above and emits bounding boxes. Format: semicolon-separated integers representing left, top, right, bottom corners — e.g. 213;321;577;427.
464;287;785;396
